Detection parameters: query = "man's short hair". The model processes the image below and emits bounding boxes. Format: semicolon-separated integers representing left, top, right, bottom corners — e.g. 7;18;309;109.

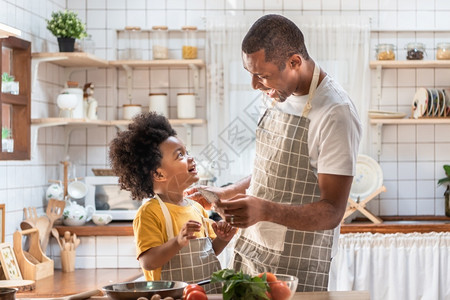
242;14;310;70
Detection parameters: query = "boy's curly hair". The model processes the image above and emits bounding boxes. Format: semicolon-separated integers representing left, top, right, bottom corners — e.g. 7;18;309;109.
109;112;176;200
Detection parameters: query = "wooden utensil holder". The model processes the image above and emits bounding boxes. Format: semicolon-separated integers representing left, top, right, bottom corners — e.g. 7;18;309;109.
13;228;54;280
60;249;76;272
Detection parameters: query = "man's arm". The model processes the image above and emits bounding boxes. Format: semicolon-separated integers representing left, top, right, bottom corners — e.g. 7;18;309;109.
217;173;352;230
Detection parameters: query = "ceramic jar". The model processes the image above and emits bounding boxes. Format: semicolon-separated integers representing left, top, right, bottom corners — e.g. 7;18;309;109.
149;93;169;117
123;104;142;120
177;93;196;118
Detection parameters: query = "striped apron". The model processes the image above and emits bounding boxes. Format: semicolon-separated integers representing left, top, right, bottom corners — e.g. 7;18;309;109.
232;64;334;291
157;196;222;293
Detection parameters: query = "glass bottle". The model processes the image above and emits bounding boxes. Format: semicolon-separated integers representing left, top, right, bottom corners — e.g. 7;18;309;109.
81;34;95;55
406;42;425;60
151;26;169;60
375;44;395;60
125;26;142;60
182;26;198;59
436;42;450;60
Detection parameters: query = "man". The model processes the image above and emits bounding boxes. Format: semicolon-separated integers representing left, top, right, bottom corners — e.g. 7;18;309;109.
191;14;361;291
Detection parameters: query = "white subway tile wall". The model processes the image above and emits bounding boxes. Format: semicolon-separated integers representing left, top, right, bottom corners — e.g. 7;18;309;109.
0;0;449;267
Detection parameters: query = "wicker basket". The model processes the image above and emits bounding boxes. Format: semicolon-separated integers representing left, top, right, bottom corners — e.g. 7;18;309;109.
92;168;115;176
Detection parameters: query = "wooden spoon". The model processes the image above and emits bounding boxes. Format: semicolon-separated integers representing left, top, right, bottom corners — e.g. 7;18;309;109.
51;228;63;250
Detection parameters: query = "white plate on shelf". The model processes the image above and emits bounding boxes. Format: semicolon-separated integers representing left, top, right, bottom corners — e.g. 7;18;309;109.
368;110;407;119
426;88;434;116
437;89;445;116
412;88;428;119
349;154;383;200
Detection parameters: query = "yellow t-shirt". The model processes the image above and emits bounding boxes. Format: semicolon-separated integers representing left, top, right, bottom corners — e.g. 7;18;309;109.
133;198;216;281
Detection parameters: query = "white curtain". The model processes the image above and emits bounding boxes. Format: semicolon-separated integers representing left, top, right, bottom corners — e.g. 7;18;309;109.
329;232;450;300
205;15;371;186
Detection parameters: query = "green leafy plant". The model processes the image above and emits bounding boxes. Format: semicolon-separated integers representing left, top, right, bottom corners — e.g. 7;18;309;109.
2;127;11;139
438;165;450;187
211;269;270;300
46;10;87;39
2;72;14;82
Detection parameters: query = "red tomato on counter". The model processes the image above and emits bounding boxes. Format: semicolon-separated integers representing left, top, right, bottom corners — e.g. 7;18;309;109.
270;281;291;300
186;290;208;300
183;284;206;300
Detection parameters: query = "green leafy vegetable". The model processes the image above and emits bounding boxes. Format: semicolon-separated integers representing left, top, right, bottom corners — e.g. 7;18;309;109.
211;269;270;300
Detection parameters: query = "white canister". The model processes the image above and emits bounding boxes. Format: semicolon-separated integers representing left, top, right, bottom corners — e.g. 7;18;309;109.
177;93;196;119
123;104;142;120
149;93;169;117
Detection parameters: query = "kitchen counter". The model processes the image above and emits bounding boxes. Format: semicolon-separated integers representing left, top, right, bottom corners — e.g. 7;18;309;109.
57;216;450;236
14;269;368;299
16;269;142;298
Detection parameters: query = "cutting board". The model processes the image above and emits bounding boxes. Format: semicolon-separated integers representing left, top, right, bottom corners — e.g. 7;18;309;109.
0;279;35;291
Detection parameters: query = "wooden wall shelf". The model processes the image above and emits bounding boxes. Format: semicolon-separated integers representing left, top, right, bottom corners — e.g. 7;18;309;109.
32;52;109;67
370;118;450;125
370;60;450;69
109;59;205;68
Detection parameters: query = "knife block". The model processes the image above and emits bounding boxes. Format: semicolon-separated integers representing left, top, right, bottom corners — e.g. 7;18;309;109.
13;228;54;280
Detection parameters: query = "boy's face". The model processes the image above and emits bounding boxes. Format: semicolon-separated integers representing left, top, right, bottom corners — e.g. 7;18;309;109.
156;136;199;191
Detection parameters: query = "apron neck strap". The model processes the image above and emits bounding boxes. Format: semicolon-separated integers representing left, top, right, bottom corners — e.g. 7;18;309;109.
301;63;321;118
155;194;175;240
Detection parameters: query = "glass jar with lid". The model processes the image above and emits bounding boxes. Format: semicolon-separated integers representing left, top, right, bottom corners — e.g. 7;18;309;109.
182;26;198;59
152;26;169;60
81;34;95;55
375;44;395;60
124;26;142;60
436;42;450;60
406;42;425;60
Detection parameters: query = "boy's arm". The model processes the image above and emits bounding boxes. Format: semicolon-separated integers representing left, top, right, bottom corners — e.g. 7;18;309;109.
211;221;238;255
138;220;201;270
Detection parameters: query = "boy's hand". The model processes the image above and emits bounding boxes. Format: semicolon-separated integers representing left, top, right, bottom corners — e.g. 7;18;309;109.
212;220;238;242
177;220;201;248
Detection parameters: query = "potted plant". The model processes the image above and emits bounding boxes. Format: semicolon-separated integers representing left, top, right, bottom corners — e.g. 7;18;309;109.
46;10;87;52
438;164;450;217
1;127;13;153
1;72;19;95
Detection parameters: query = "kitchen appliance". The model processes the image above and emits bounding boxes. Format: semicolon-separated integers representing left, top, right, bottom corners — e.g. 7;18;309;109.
84;176;142;220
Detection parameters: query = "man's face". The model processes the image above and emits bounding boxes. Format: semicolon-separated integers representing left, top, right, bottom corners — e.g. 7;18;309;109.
242;49;299;102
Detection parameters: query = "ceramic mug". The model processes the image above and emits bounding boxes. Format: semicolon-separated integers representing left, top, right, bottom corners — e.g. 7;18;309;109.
68;179;88;199
46;181;64;201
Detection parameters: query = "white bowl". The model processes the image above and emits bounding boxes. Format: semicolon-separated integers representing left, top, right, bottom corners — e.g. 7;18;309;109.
92;214;113;225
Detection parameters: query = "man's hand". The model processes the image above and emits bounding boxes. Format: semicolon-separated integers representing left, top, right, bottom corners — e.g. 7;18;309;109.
184;186;227;210
215;194;269;228
212;220;238;241
177;220;201;248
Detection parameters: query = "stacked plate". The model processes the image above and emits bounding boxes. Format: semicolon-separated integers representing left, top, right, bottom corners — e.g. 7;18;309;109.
412;88;450;119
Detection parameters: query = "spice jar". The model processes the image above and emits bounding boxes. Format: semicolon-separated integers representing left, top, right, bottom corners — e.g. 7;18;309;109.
406;42;425;60
437;42;450;60
149;93;169;117
375;44;395;60
124;26;142;60
152;26;169;60
123;104;142;120
177;93;196;118
182;26;198;59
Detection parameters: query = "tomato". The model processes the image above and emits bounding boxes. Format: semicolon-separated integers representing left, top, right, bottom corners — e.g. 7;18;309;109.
183;284;206;299
269;281;291;300
186;290;208;300
257;272;278;283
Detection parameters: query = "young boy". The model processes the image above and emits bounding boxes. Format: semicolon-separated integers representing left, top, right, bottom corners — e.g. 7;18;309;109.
109;112;236;290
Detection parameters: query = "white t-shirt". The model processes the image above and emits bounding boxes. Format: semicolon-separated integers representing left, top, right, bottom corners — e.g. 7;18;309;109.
265;74;362;177
263;74;362;257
